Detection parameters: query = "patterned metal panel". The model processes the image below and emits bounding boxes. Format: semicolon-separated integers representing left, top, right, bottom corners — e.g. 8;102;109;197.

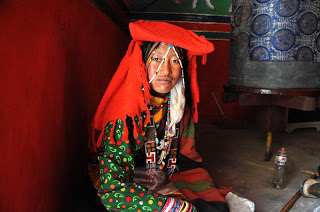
231;0;320;62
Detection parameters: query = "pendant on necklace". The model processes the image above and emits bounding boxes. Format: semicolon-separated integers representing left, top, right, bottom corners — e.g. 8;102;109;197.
157;139;165;150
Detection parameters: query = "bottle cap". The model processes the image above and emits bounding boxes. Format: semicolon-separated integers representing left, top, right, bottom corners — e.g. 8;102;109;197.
278;148;287;154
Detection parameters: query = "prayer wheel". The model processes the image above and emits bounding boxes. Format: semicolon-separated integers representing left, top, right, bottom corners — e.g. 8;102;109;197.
229;0;320;89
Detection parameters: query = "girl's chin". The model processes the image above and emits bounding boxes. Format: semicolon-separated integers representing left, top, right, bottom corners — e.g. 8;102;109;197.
150;88;171;96
156;87;171;93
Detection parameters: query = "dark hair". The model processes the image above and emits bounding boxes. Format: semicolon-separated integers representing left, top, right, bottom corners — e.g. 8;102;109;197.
142;41;160;63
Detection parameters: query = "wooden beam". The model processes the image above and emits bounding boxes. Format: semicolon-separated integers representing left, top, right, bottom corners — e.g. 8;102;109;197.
271;96;316;111
224;92;317;111
239;93;271;106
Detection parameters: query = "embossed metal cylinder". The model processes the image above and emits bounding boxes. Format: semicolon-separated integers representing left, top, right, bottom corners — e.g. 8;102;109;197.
229;0;320;89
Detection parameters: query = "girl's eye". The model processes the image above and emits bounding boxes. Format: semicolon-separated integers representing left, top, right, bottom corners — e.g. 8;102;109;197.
151;57;161;62
171;59;179;63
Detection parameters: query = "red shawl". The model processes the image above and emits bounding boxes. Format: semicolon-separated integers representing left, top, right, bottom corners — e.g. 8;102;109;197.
92;20;214;151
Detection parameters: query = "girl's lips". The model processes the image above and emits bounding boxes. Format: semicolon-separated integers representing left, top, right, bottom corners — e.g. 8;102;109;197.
156;78;171;82
156;80;171;85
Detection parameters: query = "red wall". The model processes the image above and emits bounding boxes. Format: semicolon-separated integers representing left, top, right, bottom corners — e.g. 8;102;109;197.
0;1;130;211
198;40;253;121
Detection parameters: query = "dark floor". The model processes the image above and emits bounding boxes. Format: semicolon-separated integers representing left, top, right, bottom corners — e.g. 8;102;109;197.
195;121;320;212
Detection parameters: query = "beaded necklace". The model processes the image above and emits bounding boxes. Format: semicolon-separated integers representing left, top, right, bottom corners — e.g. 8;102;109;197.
145;93;178;178
158;93;172;170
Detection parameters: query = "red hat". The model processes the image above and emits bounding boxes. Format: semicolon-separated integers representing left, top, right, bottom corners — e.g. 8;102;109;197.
91;20;214;151
130;20;214;56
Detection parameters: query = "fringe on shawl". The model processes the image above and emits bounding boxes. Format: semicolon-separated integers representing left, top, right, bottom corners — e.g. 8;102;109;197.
92;112;150;153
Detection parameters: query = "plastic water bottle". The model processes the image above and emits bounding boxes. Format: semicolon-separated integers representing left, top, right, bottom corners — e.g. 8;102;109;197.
272;148;288;189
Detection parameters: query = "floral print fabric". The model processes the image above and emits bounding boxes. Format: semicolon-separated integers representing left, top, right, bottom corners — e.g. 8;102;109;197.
98;119;167;212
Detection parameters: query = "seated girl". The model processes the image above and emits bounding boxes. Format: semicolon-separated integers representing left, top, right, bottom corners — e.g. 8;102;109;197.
90;20;230;212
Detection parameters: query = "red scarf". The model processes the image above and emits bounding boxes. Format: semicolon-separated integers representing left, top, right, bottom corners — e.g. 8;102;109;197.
92;20;214;152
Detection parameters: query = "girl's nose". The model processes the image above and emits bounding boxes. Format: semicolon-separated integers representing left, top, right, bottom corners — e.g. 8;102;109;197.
160;59;170;75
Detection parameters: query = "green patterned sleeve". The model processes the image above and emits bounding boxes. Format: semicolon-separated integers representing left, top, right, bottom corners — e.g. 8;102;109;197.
97;119;167;212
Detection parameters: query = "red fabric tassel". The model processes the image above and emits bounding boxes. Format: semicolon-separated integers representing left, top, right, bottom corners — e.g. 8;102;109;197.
187;53;200;123
201;54;207;64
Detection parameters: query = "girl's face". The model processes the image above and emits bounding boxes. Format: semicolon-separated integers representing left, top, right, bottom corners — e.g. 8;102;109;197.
146;44;182;94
